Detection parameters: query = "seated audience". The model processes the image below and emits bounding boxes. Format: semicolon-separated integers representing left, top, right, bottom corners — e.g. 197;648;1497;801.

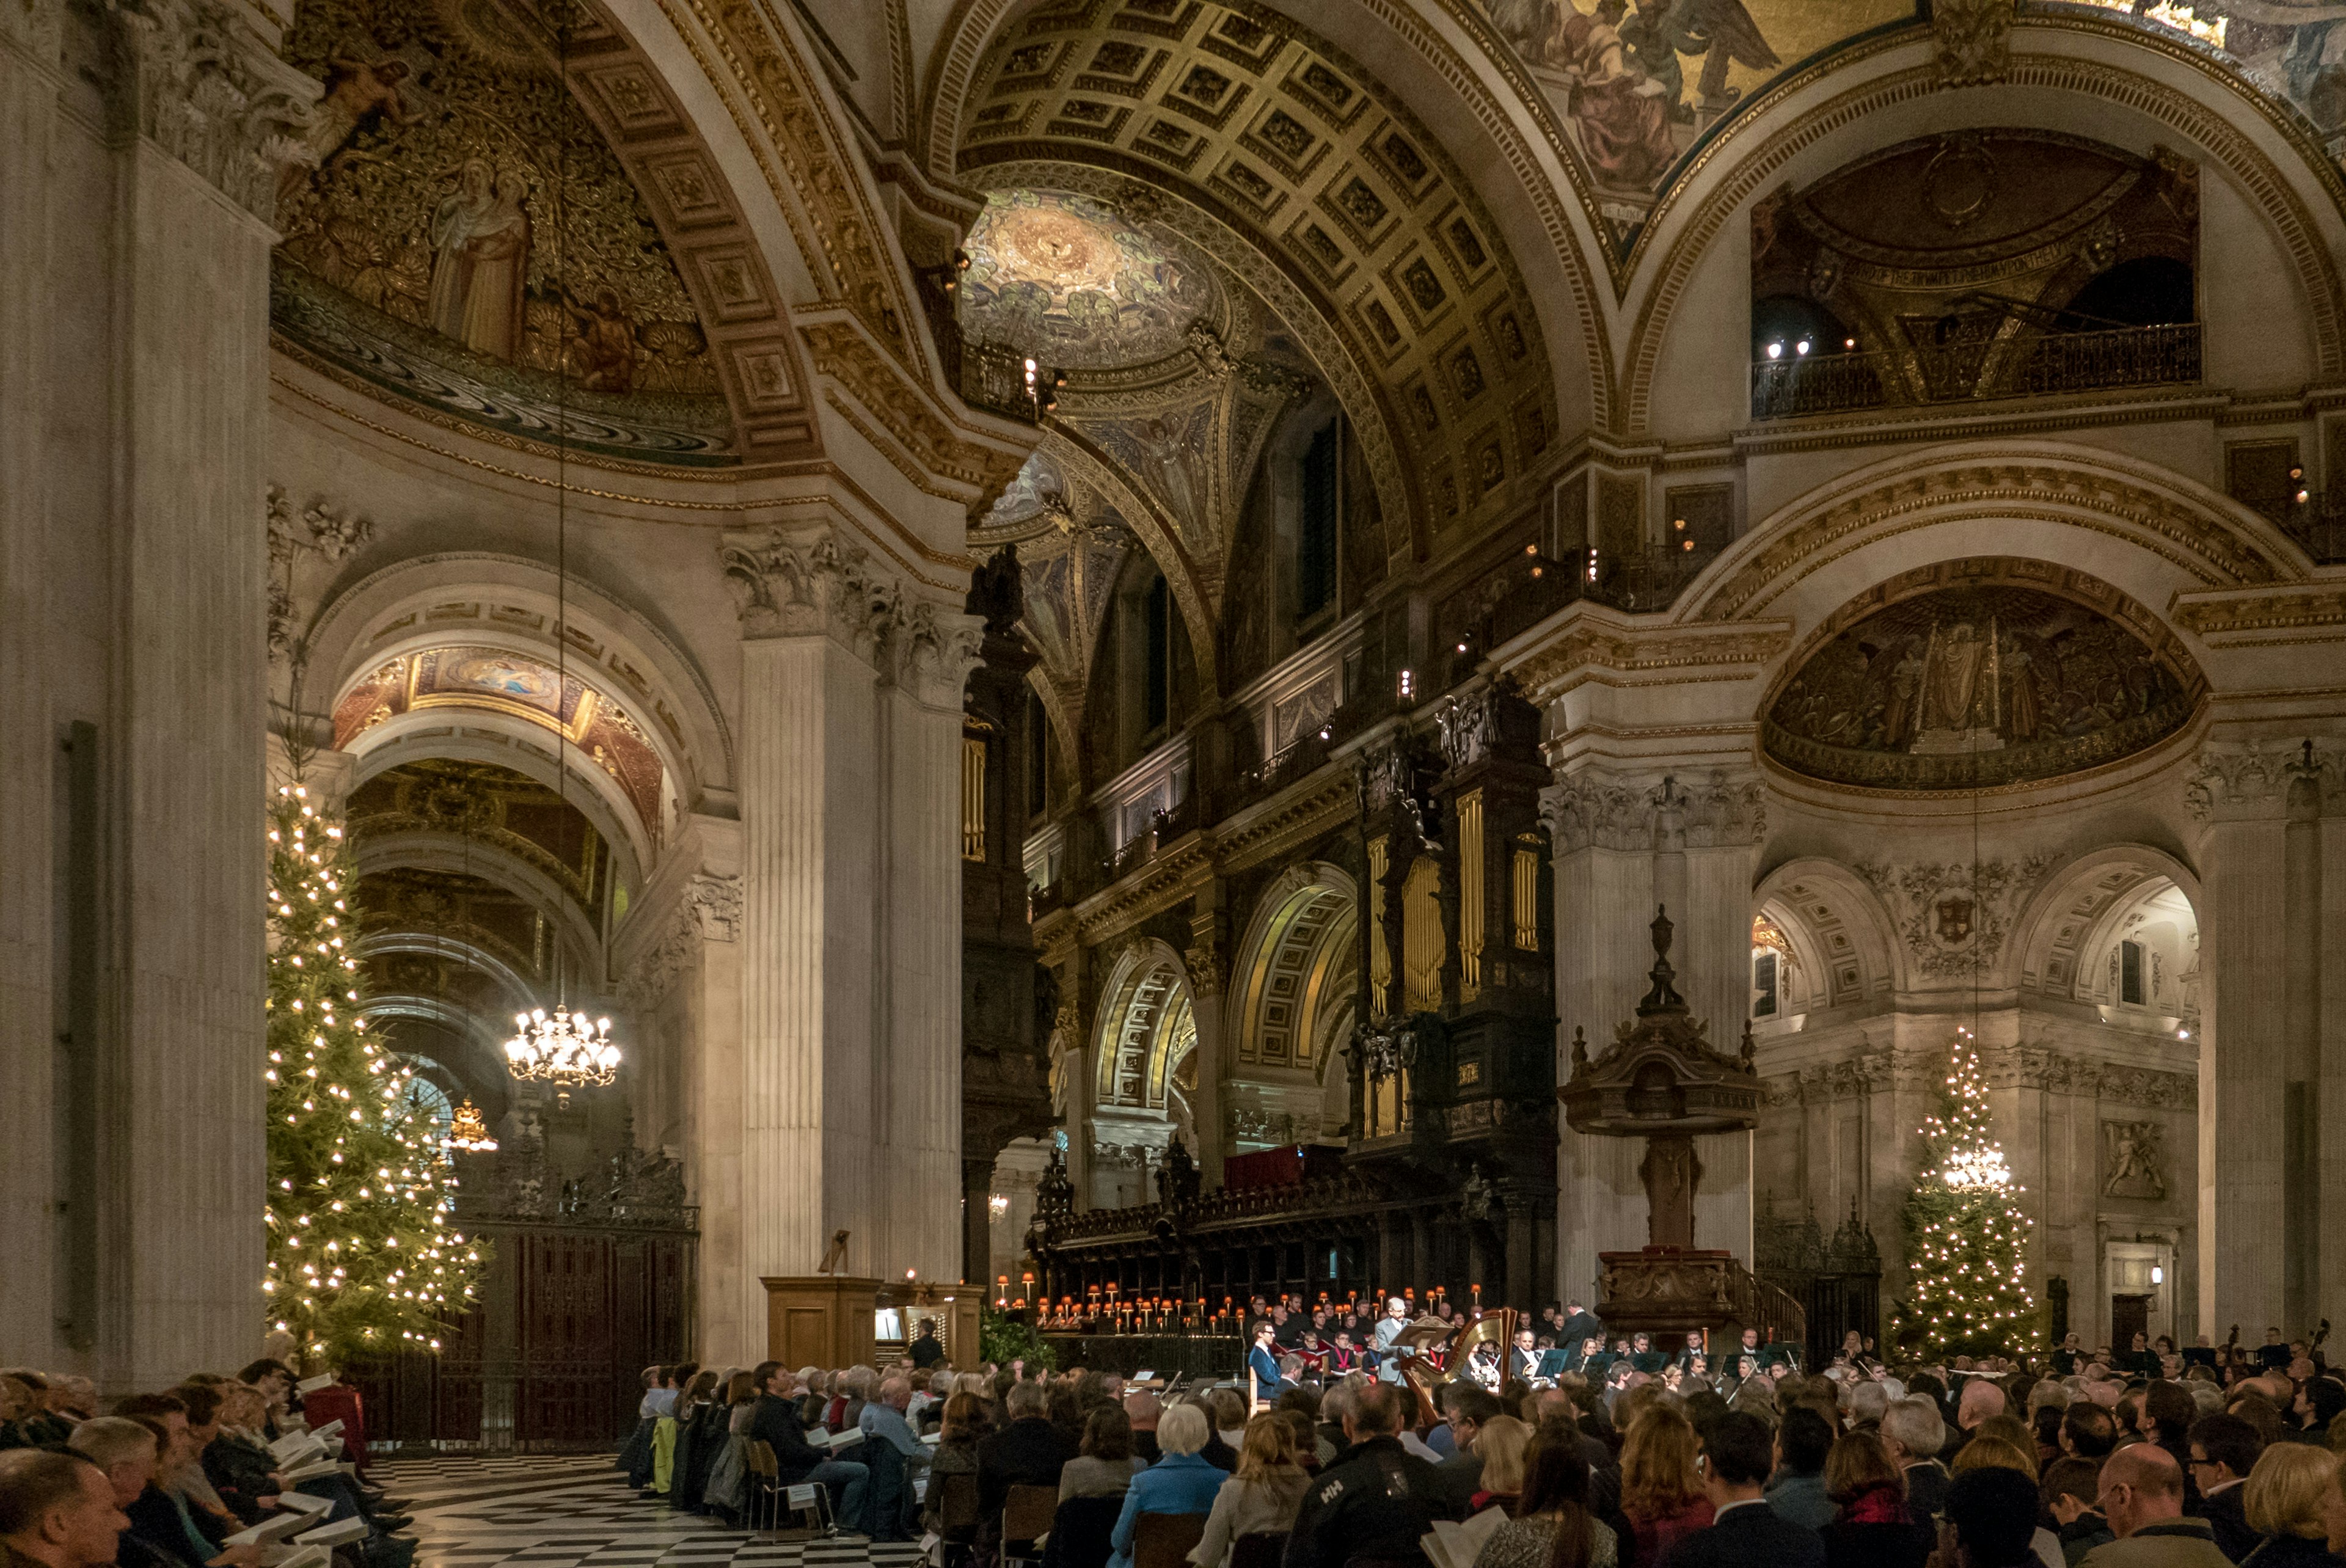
921;1393;987;1537
1284;1383;1444;1568
2234;1445;2343;1567
979;1380;1078;1520
1108;1404;1222;1568
746;1361;869;1532
1191;1414;1310;1568
1945;1465;2052;1568
1062;1409;1140;1501
1471;1429;1615;1568
1769;1406;1838;1531
2188;1413;2265;1563
2083;1444;2227;1566
1820;1430;1926;1568
1620;1406;1714;1561
0;1449;130;1568
1657;1410;1824;1567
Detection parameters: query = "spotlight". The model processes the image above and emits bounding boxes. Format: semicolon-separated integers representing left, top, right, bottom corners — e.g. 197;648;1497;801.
1766;342;1783;360
1796;339;1811;356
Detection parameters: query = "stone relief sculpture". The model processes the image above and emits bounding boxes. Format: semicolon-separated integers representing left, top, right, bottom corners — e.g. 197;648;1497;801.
2104;1120;2167;1200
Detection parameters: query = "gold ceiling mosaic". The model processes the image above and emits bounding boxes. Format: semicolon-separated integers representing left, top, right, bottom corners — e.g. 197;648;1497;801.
959;0;1560;544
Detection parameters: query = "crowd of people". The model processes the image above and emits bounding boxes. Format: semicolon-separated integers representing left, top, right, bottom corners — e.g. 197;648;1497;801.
612;1306;2346;1568
0;1357;413;1568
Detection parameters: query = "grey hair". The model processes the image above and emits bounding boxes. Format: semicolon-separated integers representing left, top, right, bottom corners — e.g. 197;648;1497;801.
1005;1380;1049;1418
67;1416;158;1470
1880;1395;1945;1460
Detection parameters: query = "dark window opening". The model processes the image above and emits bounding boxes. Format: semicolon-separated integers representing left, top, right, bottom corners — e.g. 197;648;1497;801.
1025;686;1048;820
2121;939;2145;1006
1753;950;1778;1018
1299;421;1338;622
2058;257;2194;330
1144;574;1171;734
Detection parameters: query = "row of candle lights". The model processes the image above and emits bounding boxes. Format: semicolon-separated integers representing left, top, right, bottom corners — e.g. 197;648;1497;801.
993;1276;1485;1334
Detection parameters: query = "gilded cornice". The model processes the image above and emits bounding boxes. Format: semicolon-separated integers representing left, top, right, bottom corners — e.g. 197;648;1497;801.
1506;614;1792;704
2170;585;2346;641
1694;456;2293;623
797;319;1031;509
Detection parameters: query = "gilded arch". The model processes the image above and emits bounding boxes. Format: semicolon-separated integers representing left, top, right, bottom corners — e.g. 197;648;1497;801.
1094;940;1200;1116
1227;862;1358;1074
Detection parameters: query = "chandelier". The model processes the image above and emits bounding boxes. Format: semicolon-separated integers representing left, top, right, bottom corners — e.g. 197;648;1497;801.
447;1097;499;1153
505;1004;619;1086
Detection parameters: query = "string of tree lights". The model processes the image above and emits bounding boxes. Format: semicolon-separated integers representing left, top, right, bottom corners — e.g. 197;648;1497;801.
1892;1029;2040;1357
262;784;488;1364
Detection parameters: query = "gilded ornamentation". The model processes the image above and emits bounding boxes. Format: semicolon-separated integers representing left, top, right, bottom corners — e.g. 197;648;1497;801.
1510;621;1791;697
798;322;1029;504
959;189;1214;370
1931;0;2014;87
1766;577;2202;792
1855;854;2055;980
110;0;323;223
2172;588;2346;638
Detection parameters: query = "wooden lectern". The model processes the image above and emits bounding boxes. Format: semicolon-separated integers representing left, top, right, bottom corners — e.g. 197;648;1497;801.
763;1276;881;1368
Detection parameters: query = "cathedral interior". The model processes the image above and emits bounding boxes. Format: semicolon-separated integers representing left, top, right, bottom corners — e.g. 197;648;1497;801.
7;0;2346;1410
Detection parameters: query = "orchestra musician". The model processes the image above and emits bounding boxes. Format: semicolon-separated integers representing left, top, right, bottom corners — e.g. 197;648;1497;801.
1462;1340;1504;1390
1509;1328;1541;1384
1372;1297;1411;1384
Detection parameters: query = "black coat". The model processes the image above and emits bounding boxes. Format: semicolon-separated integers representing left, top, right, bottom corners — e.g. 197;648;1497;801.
2204;1482;2258;1563
1281;1435;1445;1568
1821;1520;1929;1568
976;1416;1078;1519
748;1392;833;1484
1654;1501;1825;1568
1902;1462;1949;1529
2238;1537;2346;1568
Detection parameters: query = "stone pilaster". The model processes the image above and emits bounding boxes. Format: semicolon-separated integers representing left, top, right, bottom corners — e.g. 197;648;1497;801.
0;0;65;1373
1542;763;1769;1300
100;0;316;1391
720;525;976;1338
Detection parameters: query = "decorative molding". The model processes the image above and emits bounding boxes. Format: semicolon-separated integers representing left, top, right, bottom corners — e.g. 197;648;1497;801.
2185;739;2344;822
1698;458;2287;625
109;0;321;225
719;524;915;669
1932;0;2015;87
617;872;740;1011
2172;588;2346;641
1763;1040;2196;1110
266;483;371;655
1854;854;2056;980
685;870;742;942
1509;621;1792;700
1539;767;1767;854
798;321;1028;508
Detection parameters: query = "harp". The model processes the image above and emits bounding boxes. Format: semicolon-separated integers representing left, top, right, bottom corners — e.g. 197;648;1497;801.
1394;1308;1519;1429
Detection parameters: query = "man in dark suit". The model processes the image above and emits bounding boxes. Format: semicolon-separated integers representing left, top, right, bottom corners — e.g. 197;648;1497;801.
1657;1412;1824;1567
1428;1386;1500;1513
747;1362;869;1530
2187;1413;2262;1562
1557;1302;1603;1352
975;1381;1076;1519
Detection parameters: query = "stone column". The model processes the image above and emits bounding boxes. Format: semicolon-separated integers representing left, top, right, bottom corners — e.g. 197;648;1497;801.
101;0;316;1391
720;526;976;1337
2187;745;2294;1332
1543;765;1768;1300
0;0;64;1373
1186;892;1229;1187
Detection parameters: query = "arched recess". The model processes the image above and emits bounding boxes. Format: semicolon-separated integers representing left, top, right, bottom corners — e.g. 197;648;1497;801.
1685;439;2306;638
1616;17;2346;439
1093;940;1201;1124
949;2;1569;557
357;991;515;1120
352;836;608;987
1752;858;1899;1011
1227;863;1358;1075
918;0;1613;433
2011;845;2204;1014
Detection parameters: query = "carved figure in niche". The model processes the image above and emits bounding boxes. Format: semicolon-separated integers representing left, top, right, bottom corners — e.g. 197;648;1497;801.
563;288;638;392
2105;1120;2166;1200
428;161;532;360
286;51;417;198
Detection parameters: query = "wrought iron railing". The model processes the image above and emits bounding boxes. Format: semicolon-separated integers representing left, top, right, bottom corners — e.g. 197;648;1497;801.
913;259;1056;425
1750;321;2202;420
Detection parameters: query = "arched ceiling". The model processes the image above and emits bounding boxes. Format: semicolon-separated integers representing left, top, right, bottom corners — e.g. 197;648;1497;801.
348;759;617;931
271;0;817;465
960;188;1220;367
957;0;1561;552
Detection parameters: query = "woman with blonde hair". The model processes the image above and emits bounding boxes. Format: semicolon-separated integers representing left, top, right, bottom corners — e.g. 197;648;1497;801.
1452;1415;1529;1563
1190;1413;1312;1568
1470;1429;1613;1568
1618;1404;1710;1560
2240;1443;2345;1566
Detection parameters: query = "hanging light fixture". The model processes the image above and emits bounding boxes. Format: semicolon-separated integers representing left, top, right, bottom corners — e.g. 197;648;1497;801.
505;11;621;1088
447;1097;500;1152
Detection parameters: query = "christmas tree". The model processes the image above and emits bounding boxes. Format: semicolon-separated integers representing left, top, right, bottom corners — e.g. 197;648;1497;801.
264;783;486;1365
1892;1027;2037;1358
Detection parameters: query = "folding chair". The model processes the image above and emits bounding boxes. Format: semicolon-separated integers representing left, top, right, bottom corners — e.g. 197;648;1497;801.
1132;1512;1208;1568
744;1441;779;1531
935;1471;982;1568
1000;1482;1060;1568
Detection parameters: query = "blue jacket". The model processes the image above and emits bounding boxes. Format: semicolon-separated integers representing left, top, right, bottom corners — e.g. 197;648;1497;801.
1248;1343;1284;1391
1108;1452;1225;1568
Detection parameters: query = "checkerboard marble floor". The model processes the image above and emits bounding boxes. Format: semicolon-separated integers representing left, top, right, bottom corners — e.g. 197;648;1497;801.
378;1454;926;1568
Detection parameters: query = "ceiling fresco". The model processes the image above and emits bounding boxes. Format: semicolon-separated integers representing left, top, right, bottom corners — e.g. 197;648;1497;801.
1478;0;1915;238
271;0;736;464
1763;561;2205;792
333;647;669;843
960;190;1218;369
348;759;615;925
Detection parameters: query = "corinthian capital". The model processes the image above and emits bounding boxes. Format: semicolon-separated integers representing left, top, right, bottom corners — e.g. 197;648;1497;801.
719;525;911;665
109;0;320;224
897;600;985;711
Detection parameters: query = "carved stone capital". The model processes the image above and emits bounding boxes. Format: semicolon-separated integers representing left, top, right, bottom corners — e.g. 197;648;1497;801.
1;0;63;67
720;525;908;667
618;872;741;1010
109;0;320;224
896;600;985;710
1538;765;1767;854
2187;740;2345;822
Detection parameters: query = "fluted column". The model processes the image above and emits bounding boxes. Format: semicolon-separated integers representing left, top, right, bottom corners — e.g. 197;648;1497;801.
104;0;315;1391
721;527;975;1336
1543;765;1769;1300
2187;741;2345;1332
0;0;64;1371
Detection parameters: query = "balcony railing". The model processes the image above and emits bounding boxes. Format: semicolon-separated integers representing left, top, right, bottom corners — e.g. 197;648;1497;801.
913;260;1054;426
1750;321;2202;420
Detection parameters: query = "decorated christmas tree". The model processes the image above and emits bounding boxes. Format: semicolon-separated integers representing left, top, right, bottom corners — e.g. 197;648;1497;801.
264;783;486;1365
1892;1027;2037;1357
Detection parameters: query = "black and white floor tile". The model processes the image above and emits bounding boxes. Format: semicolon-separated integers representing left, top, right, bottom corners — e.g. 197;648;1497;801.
376;1456;926;1568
